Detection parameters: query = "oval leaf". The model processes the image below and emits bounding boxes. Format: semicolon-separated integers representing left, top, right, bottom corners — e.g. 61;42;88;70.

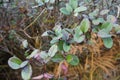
92;18;104;25
74;6;87;13
39;51;48;59
51;54;64;62
60;7;70;15
66;3;73;13
66;54;73;63
48;44;58;57
102;37;113;48
98;29;112;38
69;0;78;9
21;64;32;80
74;34;85;43
66;54;79;66
80;18;90;33
63;42;71;52
8;56;22;69
101;22;113;32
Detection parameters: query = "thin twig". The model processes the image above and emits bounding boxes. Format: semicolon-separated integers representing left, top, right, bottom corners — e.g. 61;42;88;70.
90;52;94;80
24;8;46;31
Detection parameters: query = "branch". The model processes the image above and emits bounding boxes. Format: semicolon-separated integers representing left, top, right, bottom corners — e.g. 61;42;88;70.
24;8;47;31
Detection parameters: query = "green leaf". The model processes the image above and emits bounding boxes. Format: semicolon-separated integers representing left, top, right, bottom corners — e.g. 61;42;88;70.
51;54;64;62
74;6;87;13
98;29;112;38
89;9;99;19
8;56;22;69
66;3;73;13
66;54;79;66
20;61;29;68
100;9;109;15
21;64;32;80
26;49;39;59
92;18;105;25
101;22;113;32
50;38;59;44
69;0;78;9
66;54;73;63
74;34;85;43
74;27;85;43
75;27;83;35
62;29;70;41
48;44;58;57
102;37;113;48
63;42;71;52
39;51;48;59
58;40;64;51
80;18;90;33
50;33;63;44
60;7;70;15
53;24;62;36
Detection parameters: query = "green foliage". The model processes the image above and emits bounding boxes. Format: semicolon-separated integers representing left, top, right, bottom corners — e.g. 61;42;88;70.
58;40;64;51
74;6;87;13
66;3;73;13
69;0;78;9
48;44;58;57
73;27;85;43
7;0;120;79
92;18;104;25
97;21;114;48
20;61;29;68
98;29;112;38
66;54;79;66
8;56;32;79
60;0;87;16
39;51;48;59
63;42;71;52
102;37;113;48
21;64;32;80
79;18;90;33
8;56;22;69
51;54;64;63
100;22;113;32
60;7;71;15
